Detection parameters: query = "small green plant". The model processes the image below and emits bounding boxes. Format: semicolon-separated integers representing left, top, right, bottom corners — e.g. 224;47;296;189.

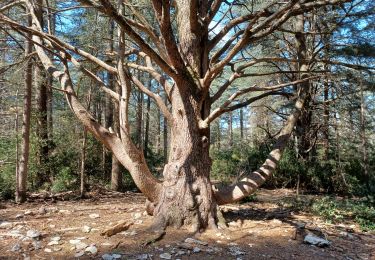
311;197;375;231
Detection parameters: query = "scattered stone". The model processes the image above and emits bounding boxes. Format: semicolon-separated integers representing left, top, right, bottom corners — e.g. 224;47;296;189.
304;234;331;247
136;254;149;260
38;207;47;215
26;230;41;239
228;221;241;227
193;247;201;253
15;214;24;219
49;224;56;228
59;209;70;214
159;253;172;259
176;250;185;256
0;221;12;229
51;236;61;242
11;243;21;252
340;231;355;239
85;245;98;255
184;237;208;246
82;225;92;233
89;213;100;219
44;248;52;253
135;220;143;225
75;242;88;250
69;239;81;245
24;210;33;215
271;219;282;225
74;251;85;257
102;254;122;260
48;241;59;246
206;246;222;254
53;247;62;252
229;246;245;256
32;241;42;250
132;212;142;220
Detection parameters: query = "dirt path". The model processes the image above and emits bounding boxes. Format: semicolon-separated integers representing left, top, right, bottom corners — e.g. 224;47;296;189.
0;189;374;260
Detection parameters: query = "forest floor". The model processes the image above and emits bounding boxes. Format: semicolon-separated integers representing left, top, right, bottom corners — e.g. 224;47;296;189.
0;188;374;260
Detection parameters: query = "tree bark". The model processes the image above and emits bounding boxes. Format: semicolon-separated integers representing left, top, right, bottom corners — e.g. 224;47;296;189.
16;16;33;203
34;0;49;187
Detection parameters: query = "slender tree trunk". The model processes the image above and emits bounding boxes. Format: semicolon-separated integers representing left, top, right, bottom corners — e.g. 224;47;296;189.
144;95;151;157
136;90;144;148
163;93;168;162
323;77;330;160
239;109;244;140
228;112;233;147
156;103;161;154
216;119;221;149
359;81;370;192
80;128;88;197
16;16;33;203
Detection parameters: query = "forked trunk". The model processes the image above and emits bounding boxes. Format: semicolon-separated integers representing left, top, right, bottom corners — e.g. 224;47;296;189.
152;88;217;231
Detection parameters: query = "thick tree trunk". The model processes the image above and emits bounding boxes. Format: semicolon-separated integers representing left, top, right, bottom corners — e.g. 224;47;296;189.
151;88;216;231
35;0;49;187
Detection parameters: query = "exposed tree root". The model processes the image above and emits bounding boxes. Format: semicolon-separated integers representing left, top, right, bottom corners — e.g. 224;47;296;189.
100;220;133;237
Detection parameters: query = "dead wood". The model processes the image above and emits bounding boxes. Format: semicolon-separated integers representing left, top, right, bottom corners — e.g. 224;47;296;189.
100;220;133;237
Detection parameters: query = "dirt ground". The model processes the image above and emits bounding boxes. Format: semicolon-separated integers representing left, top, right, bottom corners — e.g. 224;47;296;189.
0;189;374;260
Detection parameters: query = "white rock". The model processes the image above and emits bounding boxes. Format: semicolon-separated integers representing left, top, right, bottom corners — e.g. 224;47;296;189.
48;241;59;246
26;230;41;239
132;212;142;220
75;242;88;250
39;207;47;215
112;254;122;259
136;254;149;260
11;243;21;252
24;210;33;215
15;214;24;219
159;253;172;259
0;221;12;229
184;237;208;246
51;236;61;241
271;219;282;225
304;234;330;247
101;254;113;260
176;250;185;256
32;241;42;250
193;247;201;253
53;247;62;252
89;213;100;219
229;246;245;256
82;225;92;233
69;239;81;245
44;248;52;253
85;245;98;254
74;251;85;257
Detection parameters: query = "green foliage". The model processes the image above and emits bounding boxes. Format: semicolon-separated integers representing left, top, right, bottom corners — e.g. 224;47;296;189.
0;136;16;200
311;197;375;231
51;167;77;193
